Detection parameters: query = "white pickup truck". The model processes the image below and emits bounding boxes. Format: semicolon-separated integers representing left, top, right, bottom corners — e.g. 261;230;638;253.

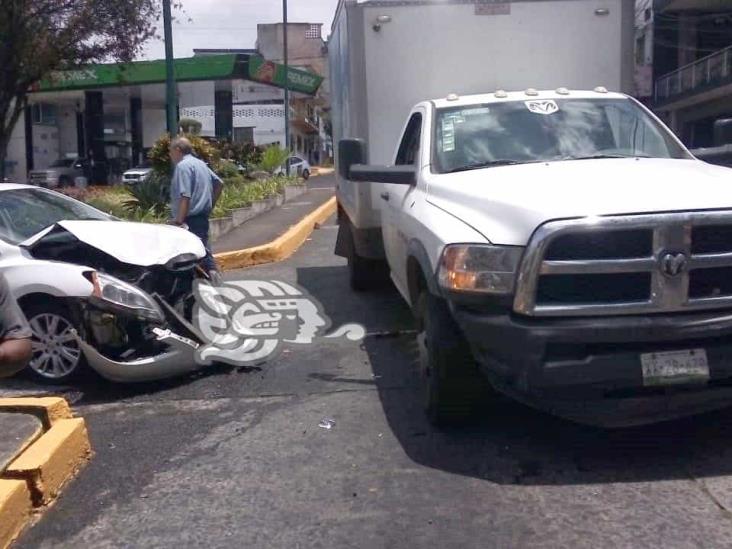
336;89;732;427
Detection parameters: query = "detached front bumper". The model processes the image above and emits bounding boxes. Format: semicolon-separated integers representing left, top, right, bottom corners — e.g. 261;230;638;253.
452;304;732;427
74;328;203;383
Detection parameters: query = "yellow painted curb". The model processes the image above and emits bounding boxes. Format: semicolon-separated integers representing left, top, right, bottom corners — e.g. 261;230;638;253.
0;397;73;428
215;196;337;271
5;418;91;506
0;479;32;549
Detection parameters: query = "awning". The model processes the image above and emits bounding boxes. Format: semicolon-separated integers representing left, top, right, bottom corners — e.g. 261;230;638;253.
31;54;323;96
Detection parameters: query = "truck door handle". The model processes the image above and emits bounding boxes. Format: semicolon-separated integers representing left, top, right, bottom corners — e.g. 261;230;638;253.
380;191;390;202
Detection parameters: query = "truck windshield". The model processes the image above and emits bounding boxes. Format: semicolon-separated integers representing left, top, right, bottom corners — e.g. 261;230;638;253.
433;98;691;174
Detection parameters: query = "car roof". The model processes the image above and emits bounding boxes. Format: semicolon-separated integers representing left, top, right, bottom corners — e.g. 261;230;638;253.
428;89;628;109
0;183;36;191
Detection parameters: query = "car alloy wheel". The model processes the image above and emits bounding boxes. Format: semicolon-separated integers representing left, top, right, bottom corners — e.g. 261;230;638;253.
28;312;83;380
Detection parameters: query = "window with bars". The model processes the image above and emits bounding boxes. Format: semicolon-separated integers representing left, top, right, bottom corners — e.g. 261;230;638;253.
305;24;321;39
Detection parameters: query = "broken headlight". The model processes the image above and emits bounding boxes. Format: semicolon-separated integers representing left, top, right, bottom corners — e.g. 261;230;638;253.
90;272;164;321
438;244;524;294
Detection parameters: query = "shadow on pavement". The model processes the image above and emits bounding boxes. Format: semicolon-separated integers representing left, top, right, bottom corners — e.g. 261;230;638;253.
297;264;732;486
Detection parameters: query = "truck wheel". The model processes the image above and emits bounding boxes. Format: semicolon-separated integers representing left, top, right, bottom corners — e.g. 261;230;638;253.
348;247;385;291
343;223;388;291
23;301;87;384
416;291;487;426
58;176;71;188
302;169;310;180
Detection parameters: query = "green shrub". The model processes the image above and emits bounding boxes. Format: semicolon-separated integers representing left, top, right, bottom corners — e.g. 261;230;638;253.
217;160;241;179
179;118;202;135
122;172;169;216
148;133;220;176
259;145;290;174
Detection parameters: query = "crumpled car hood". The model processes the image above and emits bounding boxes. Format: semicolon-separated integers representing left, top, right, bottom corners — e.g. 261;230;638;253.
22;220;206;267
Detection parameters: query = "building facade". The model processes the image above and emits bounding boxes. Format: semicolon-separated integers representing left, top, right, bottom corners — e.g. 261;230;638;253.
651;0;732;148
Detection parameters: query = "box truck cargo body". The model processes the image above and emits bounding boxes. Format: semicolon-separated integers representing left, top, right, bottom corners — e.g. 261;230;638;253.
329;0;635;252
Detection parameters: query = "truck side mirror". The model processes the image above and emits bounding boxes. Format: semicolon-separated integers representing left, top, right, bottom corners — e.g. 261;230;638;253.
714;119;732;147
349;164;416;185
338;138;368;180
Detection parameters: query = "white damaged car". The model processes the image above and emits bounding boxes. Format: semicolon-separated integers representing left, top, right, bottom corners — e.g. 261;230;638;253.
0;183;208;384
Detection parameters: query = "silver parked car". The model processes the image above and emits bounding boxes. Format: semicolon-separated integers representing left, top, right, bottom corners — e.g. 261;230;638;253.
122;161;153;185
28;158;87;188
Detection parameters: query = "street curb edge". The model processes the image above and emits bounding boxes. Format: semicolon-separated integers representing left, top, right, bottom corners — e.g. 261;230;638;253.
215;196;337;271
0;399;91;549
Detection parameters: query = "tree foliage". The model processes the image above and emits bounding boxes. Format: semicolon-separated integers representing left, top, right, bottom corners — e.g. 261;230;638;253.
0;0;169;177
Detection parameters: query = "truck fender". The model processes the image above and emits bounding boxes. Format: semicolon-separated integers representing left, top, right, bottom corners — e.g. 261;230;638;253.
406;239;441;307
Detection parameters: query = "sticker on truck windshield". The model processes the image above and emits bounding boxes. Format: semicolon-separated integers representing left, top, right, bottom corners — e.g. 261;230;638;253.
525;100;559;115
441;119;456;152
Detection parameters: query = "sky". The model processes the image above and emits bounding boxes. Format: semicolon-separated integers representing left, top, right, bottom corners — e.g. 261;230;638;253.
141;0;341;60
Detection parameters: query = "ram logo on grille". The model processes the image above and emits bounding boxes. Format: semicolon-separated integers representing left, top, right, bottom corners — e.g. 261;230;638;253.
660;252;688;277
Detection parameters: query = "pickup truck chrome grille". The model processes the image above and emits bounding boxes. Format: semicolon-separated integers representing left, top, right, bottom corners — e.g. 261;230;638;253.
514;212;732;317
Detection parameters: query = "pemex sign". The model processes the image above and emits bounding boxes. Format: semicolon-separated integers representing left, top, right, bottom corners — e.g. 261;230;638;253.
248;56;323;95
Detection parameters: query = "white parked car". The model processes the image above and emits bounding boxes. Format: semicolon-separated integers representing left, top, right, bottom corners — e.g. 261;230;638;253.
0;183;208;384
122;162;153;185
275;156;311;179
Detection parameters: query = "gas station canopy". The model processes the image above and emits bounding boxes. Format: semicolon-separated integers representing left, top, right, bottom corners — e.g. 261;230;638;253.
31;54;323;96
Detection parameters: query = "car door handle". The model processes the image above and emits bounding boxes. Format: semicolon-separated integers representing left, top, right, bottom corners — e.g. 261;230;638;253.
380;192;390;202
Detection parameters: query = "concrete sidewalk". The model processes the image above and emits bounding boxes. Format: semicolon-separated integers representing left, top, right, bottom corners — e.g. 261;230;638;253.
213;174;335;254
0;413;42;472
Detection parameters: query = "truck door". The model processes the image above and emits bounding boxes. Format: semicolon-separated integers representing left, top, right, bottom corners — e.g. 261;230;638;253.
381;110;423;291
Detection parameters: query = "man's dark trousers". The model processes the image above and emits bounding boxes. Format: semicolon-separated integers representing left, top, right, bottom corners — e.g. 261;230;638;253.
186;213;218;273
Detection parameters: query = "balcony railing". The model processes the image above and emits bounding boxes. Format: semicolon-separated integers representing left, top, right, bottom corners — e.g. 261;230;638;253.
656;45;732;103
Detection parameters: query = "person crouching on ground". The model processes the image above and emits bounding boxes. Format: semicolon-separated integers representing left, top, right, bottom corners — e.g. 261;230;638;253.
168;136;223;284
0;275;32;378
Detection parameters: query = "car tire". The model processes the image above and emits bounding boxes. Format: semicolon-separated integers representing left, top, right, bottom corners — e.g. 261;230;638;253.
302;169;310;180
23;301;87;384
58;176;71;188
416;290;489;426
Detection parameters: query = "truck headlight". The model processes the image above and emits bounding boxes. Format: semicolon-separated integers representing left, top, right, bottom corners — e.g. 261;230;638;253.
90;272;164;321
438;244;524;294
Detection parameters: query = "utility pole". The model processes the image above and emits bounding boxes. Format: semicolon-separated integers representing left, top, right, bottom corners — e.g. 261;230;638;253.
283;0;290;176
163;0;178;135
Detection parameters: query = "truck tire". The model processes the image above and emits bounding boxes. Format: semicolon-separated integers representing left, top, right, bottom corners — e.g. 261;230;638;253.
416;290;488;426
58;175;71;188
342;221;388;291
348;247;385;291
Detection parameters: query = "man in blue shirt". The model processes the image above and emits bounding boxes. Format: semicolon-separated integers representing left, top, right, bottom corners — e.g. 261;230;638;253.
169;137;223;282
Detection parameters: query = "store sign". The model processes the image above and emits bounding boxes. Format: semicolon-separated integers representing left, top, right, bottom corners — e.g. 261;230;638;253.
248;56;323;95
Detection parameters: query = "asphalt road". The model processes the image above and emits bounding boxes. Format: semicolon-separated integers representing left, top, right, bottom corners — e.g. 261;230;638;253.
7;217;732;548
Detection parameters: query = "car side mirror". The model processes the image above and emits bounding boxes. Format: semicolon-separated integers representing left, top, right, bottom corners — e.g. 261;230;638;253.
349;164;416;185
338;138;368;180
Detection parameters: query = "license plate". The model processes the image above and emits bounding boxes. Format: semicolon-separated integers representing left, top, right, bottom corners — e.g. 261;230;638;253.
640;349;710;386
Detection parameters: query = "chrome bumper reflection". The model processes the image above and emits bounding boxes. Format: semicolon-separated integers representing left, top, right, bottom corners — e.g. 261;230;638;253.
74;328;204;383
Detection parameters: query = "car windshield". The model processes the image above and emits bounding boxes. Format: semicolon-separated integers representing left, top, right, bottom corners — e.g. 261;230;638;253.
49;159;76;168
0;188;109;244
433;98;692;174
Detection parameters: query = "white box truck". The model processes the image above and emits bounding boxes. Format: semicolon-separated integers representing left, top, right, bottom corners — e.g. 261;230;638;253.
330;0;732;427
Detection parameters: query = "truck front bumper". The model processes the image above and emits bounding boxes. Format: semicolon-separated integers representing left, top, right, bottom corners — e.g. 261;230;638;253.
452;305;732;427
